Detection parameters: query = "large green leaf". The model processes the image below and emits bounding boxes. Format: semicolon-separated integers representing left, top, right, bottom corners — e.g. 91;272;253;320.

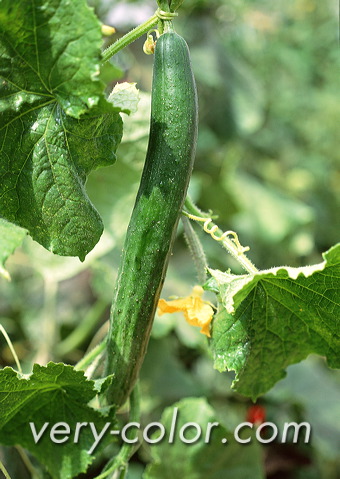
0;362;114;479
207;244;340;399
0;0;123;260
144;397;264;479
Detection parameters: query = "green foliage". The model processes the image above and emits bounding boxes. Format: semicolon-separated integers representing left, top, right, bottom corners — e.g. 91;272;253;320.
207;244;340;398
0;362;114;479
0;0;123;260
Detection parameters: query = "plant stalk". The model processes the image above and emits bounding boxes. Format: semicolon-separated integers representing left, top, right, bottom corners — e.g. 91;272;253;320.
101;13;159;63
94;384;141;479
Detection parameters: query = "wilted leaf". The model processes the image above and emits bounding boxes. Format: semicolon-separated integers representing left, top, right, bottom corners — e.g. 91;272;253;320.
109;82;140;115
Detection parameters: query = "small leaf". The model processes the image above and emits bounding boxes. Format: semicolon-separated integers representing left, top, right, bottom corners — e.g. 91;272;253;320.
207;244;340;399
0;218;27;280
108;83;140;115
0;362;114;479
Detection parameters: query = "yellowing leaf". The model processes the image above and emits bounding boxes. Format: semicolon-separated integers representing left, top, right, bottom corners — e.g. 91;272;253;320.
158;286;214;337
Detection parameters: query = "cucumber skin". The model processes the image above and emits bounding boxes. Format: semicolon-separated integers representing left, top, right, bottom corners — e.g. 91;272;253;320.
106;32;198;407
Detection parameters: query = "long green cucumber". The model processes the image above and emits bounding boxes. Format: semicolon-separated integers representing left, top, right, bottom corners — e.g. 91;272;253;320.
106;30;198;407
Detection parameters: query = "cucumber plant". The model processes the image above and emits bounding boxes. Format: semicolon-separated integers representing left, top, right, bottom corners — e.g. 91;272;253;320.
0;0;339;478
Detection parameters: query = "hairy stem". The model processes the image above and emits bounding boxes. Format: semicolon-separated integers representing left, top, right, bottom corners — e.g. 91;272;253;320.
101;8;177;62
102;13;159;63
181;215;208;284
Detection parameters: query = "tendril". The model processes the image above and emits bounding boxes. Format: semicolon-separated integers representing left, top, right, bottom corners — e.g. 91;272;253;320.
185;214;250;255
156;9;179;20
183;197;258;274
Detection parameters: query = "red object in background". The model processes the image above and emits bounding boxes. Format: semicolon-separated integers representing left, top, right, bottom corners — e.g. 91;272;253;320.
246;404;266;425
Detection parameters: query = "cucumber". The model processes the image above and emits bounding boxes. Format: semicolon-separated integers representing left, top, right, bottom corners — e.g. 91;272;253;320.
106;30;198;407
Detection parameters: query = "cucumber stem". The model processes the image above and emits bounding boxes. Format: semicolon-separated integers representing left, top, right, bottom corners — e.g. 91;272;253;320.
182;216;208;284
102;13;159;63
101;9;178;63
94;384;141;479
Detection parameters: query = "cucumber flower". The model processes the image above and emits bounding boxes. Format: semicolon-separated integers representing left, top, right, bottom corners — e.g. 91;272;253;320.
157;286;214;337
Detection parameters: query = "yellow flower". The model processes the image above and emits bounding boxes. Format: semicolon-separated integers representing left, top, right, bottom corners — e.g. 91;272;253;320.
157;286;214;337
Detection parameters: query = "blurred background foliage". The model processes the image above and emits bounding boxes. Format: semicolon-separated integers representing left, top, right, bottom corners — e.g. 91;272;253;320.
1;0;339;478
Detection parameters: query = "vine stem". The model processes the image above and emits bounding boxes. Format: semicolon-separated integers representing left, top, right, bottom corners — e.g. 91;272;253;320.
102;13;158;63
101;9;177;63
74;340;106;372
16;446;41;479
0;324;22;373
55;299;108;357
183;197;258;275
0;460;12;479
94;384;141;479
181;216;208;284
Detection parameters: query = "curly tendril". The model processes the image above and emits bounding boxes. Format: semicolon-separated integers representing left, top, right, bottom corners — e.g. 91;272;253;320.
183;210;258;274
186;214;250;255
156;9;179;20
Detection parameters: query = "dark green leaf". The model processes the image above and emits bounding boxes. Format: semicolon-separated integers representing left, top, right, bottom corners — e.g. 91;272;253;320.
0;362;114;479
0;0;123;260
207;244;340;399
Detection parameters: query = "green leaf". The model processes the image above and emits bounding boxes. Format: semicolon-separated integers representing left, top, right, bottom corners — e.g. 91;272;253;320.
0;218;27;280
144;397;264;479
207;244;340;399
0;362;114;479
0;0;123;260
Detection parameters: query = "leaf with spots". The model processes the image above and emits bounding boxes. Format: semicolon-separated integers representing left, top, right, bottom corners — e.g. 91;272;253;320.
0;0;123;260
206;244;340;399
